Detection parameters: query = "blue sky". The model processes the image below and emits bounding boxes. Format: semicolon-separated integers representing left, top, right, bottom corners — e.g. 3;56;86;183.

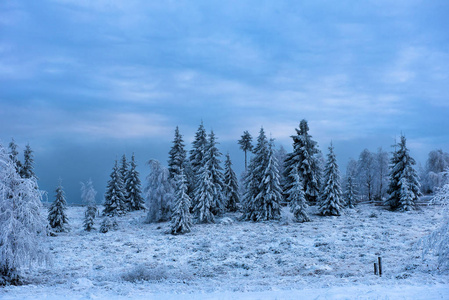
1;0;448;204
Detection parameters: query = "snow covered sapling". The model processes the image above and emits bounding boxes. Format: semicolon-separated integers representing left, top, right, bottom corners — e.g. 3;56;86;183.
385;135;421;211
103;160;127;216
171;170;193;235
145;159;174;223
224;153;239;212
0;145;48;285
345;176;357;208
319;143;343;216
81;179;97;231
48;182;69;232
288;169;310;222
125;153;145;211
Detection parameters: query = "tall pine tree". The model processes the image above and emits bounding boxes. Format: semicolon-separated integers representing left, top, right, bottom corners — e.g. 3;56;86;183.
238;131;253;172
120;154;130;209
171;169;193;235
319;143;343;216
103;160;127;216
168;126;187;179
48;182;69;232
20;144;36;179
224;153;239;212
189;122;207;203
385;135;421;210
125;153;145;211
204;131;225;215
193;161;215;223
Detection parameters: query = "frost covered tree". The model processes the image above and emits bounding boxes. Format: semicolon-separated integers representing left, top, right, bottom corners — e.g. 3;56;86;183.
344;176;357;208
189;122;208;205
0;145;48;285
125;154;145;211
193;160;215;223
385;135;421;211
168;126;187;179
357;149;375;202
204;131;225;215
48;182;69;233
238;130;253;171
283;119;321;205
224;153;239;212
81;179;97;231
319;143;343;216
375;148;389;200
171;170;192;235
288;169;310;222
8;139;22;173
145;159;174;223
421;149;449;194
119;154;129;209
103;160;127;216
20;144;35;179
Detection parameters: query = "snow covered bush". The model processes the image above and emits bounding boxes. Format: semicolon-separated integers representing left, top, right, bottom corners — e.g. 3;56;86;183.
0;144;48;285
48;183;69;233
121;263;168;282
99;217;118;233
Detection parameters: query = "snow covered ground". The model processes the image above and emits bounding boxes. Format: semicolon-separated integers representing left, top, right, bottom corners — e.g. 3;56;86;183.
1;204;448;299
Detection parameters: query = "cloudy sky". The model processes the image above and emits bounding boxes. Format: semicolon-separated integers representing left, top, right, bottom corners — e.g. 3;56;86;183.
1;0;448;203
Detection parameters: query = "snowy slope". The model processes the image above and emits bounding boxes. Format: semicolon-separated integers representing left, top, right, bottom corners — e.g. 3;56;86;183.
1;204;448;299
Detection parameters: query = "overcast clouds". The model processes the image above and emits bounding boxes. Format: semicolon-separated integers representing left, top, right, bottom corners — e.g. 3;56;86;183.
1;0;448;203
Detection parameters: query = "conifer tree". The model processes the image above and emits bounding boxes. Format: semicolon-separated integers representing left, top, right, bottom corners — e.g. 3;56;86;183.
284;120;321;205
193;162;215;223
103;160;127;216
238;130;253;171
224;153;239;212
0;144;48;285
168;126;187;179
8;139;22;173
189;122;207;203
120;154;130;209
20;144;36;179
81;179;97;231
345;176;357;208
319;143;343;216
125;153;145;211
204;131;225;215
48;182;69;232
288;169;310;222
385;135;421;211
145;160;174;223
171;170;193;235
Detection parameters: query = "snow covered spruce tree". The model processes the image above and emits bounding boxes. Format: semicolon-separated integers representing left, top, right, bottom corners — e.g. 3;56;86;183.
288;169;310;222
168;126;187;179
145;159;174;223
224;153;239;212
193;158;215;223
8;139;22;173
81;179;97;231
242;129;281;221
103;160;127;216
0;144;48;285
20;144;36;179
283;119;321;205
171;169;192;235
189;122;208;203
344;176;357;208
204;131;225;215
119;154;130;209
48;182;69;233
238;130;253;172
385;135;421;211
319;143;343;216
125;153;145;211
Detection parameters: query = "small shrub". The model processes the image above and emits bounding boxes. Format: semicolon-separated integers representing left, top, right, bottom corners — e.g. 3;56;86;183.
121;264;168;282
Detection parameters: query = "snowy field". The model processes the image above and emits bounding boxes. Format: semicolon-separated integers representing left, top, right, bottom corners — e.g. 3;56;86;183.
1;204;449;299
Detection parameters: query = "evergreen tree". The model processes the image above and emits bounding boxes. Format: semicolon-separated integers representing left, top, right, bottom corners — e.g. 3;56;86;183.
168;126;187;179
238;130;253;171
103;160;127;216
319;143;343;216
284;120;321;205
0;144;48;285
345;176;357;208
20;144;36;179
81;179;97;231
385;135;421;210
189;122;207;177
171;170;193;235
224;153;239;212
48;182;69;232
204;130;225;215
145;159;174;223
8;138;22;173
119;154;130;209
125;153;145;211
288;169;310;222
193;162;215;223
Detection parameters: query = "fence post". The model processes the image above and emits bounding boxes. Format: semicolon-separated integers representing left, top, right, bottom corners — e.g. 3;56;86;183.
374;262;378;275
378;257;382;276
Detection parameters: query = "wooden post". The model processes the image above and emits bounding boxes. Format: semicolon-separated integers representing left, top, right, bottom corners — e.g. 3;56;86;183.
378;257;382;276
374;262;378;275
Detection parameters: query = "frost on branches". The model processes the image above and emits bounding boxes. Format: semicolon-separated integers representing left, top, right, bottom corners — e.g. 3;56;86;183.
125;154;145;211
81;179;97;231
288;169;310;222
145;160;174;223
103;160;127;216
204;131;225;215
48;182;69;233
319;143;343;216
385;135;421;211
224;153;239;212
0;145;48;285
422;175;449;270
344;176;357;208
171;170;192;235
